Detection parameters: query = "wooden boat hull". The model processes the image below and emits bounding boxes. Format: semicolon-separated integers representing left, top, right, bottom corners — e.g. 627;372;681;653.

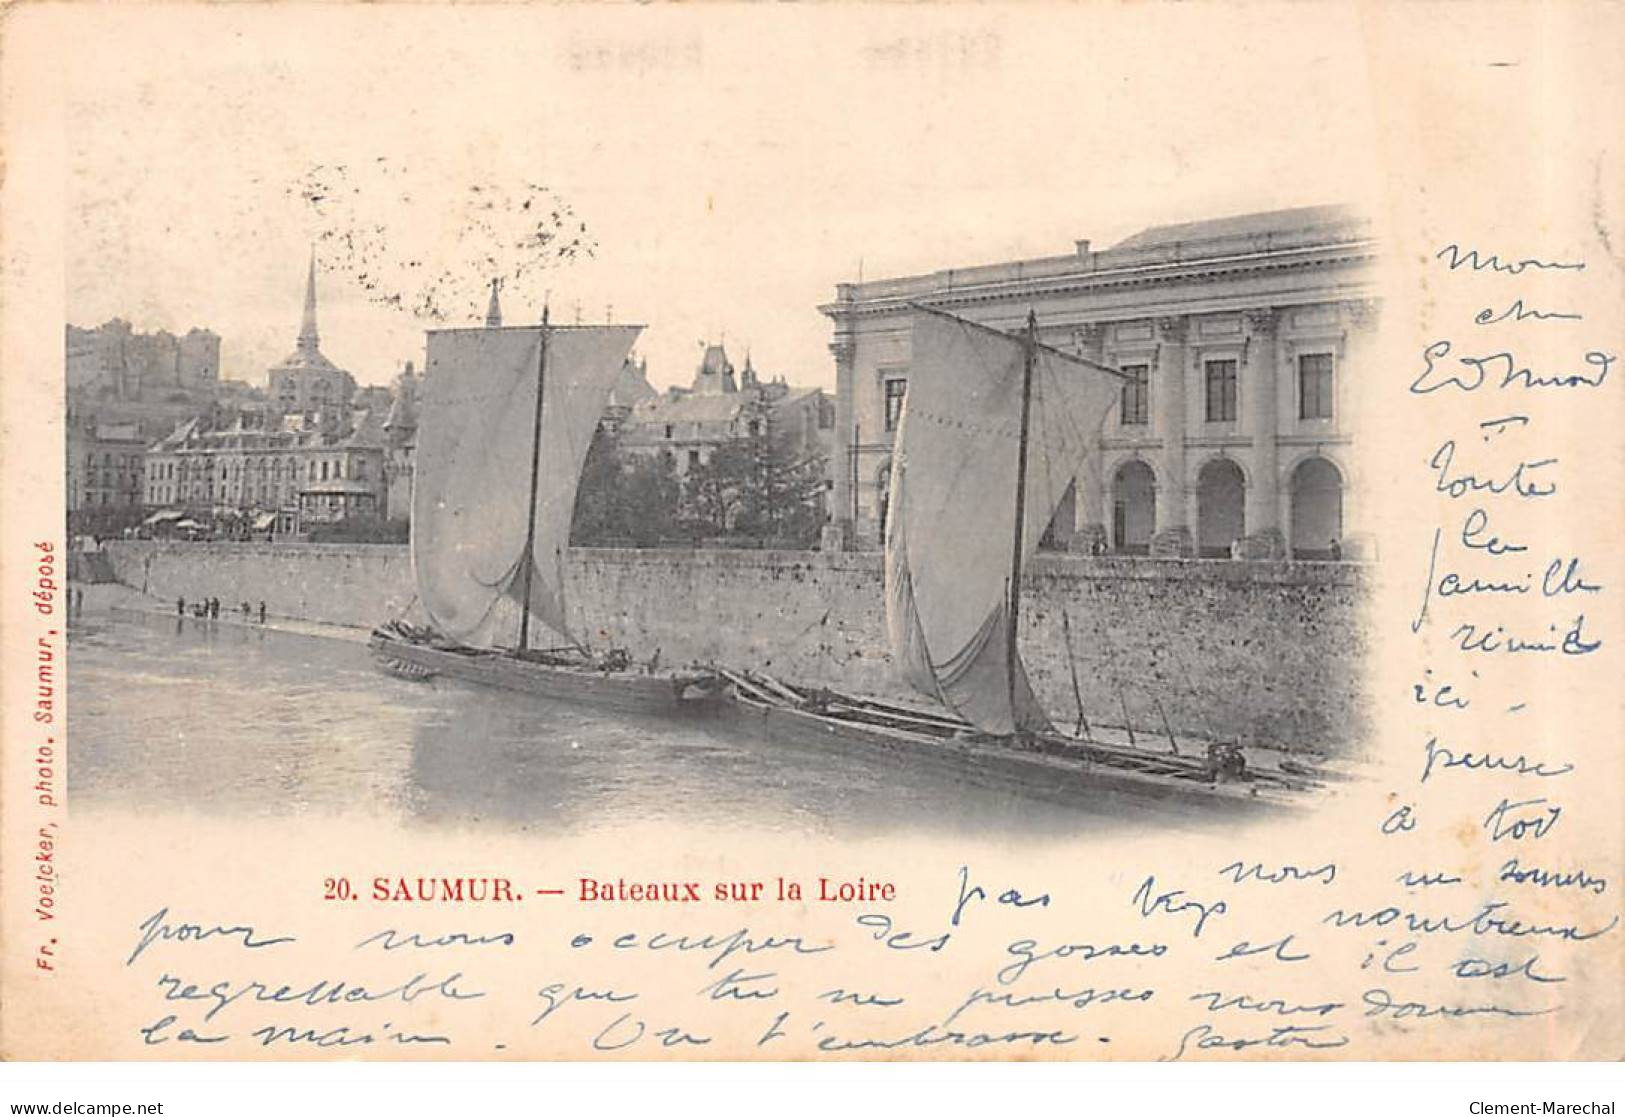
369;633;727;718
719;672;1323;811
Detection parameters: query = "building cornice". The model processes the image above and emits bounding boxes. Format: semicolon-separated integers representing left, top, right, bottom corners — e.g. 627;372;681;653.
830;278;1379;344
819;240;1379;322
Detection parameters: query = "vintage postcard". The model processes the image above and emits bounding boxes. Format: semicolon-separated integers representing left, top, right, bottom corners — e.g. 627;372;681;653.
1;0;1621;1076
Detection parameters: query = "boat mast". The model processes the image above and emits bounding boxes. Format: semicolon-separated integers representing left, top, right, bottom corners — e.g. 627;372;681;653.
1006;308;1038;721
516;304;551;654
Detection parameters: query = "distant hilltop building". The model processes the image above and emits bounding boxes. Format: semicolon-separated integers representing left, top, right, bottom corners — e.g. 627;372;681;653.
821;204;1378;559
618;342;835;477
65;318;226;447
66;319;220;404
135;256;412;537
65;318;226;522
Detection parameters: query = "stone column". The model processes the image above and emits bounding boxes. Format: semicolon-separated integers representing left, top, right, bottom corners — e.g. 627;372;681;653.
1243;308;1284;559
1069;322;1109;554
822;333;856;552
1149;316;1193;557
1340;298;1379;559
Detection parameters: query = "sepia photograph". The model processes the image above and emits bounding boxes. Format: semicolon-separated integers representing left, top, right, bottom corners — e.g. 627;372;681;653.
59;30;1378;838
2;0;1621;1095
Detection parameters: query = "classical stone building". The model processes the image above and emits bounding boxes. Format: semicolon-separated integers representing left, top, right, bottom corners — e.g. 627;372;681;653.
144;408;388;535
820;204;1378;558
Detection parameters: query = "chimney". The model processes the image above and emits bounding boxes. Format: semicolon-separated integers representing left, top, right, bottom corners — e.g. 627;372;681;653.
484;279;503;327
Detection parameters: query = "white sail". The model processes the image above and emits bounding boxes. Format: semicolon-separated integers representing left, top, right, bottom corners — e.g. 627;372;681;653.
412;324;642;645
885;311;1120;735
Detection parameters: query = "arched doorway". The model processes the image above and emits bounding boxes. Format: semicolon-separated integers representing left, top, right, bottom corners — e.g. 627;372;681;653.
1111;460;1155;555
1290;457;1344;559
1197;458;1246;557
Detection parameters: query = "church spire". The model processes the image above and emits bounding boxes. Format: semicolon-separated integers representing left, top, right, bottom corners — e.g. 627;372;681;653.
485;277;503;327
298;246;320;352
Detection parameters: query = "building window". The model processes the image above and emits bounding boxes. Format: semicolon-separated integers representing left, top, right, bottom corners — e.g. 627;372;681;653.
1204;359;1237;422
664;424;674;439
883;377;907;432
687;449;701;470
1299;353;1334;420
1120;364;1149;426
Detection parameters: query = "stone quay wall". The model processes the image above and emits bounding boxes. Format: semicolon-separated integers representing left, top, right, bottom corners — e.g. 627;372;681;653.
102;541;1368;752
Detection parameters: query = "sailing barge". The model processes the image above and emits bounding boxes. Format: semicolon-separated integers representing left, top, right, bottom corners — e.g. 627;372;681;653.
370;300;725;715
719;667;1335;807
717;304;1336;806
369;623;726;715
373;295;1334;802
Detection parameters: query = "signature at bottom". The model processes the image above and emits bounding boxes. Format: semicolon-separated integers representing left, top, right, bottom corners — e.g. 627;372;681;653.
1162;1022;1350;1062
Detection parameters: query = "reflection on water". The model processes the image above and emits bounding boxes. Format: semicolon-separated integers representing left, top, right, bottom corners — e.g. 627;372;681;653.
68;613;1226;838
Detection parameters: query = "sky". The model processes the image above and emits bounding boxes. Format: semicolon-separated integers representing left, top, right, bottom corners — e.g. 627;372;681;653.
63;4;1382;392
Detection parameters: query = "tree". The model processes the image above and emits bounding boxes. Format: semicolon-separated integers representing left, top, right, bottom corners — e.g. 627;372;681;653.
570;428;627;545
571;418;827;549
620;452;683;545
681;439;755;538
681;413;827;548
734;414;828;548
571;431;684;546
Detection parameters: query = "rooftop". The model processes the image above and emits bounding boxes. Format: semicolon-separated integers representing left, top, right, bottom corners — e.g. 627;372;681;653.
1110;204;1358;251
630;392;753;425
825;203;1374;310
607;357;657;409
691;343;738;395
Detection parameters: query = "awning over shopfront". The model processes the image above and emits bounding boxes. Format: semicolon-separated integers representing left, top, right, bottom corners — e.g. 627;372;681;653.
143;509;184;525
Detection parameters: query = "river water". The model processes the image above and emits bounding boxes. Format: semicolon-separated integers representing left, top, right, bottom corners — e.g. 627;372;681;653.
66;608;1231;839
